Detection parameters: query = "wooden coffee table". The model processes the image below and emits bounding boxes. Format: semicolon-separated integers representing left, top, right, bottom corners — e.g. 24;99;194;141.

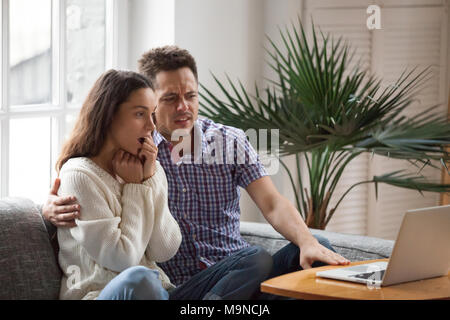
261;259;450;300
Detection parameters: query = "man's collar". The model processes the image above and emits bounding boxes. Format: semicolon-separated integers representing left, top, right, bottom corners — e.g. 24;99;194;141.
152;129;166;147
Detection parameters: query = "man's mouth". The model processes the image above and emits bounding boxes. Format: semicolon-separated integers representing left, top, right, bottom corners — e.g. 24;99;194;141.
174;116;192;125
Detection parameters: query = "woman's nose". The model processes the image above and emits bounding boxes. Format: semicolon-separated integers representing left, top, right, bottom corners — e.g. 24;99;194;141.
147;114;155;131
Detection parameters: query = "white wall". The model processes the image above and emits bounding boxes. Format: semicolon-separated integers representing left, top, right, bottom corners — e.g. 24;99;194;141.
124;0;175;71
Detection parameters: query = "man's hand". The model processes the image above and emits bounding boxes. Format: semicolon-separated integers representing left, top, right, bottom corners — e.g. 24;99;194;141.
42;178;80;228
246;177;350;270
299;237;350;269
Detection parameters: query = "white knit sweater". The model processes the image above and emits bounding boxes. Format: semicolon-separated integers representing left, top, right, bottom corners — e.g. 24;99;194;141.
57;157;181;300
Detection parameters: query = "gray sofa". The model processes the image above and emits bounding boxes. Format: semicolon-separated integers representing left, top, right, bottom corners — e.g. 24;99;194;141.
0;197;394;300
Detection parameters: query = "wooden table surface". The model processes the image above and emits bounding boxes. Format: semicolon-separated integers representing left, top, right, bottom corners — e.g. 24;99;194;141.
261;259;450;300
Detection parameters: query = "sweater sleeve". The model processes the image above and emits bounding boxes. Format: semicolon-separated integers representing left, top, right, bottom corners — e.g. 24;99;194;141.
142;162;182;263
58;168;156;272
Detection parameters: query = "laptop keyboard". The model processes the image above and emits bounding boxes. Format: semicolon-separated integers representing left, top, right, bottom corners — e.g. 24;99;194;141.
350;270;385;280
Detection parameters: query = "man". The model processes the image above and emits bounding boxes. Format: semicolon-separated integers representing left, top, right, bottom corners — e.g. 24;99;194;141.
43;46;349;299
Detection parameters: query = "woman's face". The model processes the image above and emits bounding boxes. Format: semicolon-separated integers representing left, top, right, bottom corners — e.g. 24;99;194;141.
109;87;157;156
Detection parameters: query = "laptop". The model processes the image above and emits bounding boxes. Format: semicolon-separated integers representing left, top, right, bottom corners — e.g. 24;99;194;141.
316;204;450;287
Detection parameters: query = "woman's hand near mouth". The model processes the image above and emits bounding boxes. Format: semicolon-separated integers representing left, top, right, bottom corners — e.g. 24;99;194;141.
139;136;158;180
112;150;143;184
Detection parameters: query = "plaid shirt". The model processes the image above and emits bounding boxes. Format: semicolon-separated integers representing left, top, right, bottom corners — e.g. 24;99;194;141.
153;118;267;286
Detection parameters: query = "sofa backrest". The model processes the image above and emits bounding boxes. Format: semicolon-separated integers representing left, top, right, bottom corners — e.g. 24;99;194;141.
0;197;61;300
240;221;394;261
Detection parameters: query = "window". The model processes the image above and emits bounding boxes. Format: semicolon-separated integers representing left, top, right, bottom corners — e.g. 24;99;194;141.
0;0;116;204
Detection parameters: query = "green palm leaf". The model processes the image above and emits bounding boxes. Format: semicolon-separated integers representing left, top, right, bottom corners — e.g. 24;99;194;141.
199;19;450;229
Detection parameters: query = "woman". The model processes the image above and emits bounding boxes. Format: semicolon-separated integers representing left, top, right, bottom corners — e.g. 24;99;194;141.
55;69;181;300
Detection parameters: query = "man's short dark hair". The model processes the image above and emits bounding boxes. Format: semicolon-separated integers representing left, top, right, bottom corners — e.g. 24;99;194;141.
138;45;198;87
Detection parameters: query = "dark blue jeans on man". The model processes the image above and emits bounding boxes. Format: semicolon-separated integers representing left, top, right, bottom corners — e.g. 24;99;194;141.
98;235;335;300
98;245;272;300
254;234;336;299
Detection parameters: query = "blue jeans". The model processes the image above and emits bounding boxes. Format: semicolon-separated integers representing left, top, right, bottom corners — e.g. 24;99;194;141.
97;266;169;300
97;245;272;300
98;235;335;300
254;234;337;300
169;245;272;300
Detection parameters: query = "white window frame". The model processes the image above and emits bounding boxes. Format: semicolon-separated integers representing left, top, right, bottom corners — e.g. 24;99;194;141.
0;0;118;199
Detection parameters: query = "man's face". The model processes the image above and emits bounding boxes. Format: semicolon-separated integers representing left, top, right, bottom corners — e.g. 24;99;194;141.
153;67;199;141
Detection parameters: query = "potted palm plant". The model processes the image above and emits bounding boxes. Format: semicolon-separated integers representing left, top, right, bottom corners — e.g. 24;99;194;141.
199;21;450;230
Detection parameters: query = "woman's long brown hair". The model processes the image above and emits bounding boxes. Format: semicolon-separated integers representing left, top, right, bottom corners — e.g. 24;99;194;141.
56;69;152;173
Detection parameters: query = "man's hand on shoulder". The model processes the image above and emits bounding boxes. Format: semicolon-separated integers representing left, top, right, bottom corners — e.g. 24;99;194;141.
42;178;80;228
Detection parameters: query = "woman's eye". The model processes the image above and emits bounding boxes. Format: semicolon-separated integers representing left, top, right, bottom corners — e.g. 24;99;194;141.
136;112;145;117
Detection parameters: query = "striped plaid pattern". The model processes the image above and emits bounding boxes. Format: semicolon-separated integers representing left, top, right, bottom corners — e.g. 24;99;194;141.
153;118;267;286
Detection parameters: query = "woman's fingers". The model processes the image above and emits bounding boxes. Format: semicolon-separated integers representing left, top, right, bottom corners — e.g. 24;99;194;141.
112;149;123;167
114;150;141;167
137;136;157;166
123;152;130;164
141;149;157;165
139;149;151;165
112;149;144;183
142;137;157;149
132;155;141;165
141;141;158;154
142;146;158;156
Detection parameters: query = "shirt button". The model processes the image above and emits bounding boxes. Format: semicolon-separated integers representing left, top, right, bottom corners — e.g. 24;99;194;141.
192;234;196;240
182;188;187;193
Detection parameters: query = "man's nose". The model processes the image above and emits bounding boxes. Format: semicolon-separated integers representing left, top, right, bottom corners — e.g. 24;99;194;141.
176;97;189;112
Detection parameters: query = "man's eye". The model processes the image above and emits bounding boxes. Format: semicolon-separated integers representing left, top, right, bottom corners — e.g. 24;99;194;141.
163;96;176;103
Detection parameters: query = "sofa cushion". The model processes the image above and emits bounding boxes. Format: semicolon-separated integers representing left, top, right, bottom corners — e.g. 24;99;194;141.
0;197;61;299
240;221;394;261
36;204;60;258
